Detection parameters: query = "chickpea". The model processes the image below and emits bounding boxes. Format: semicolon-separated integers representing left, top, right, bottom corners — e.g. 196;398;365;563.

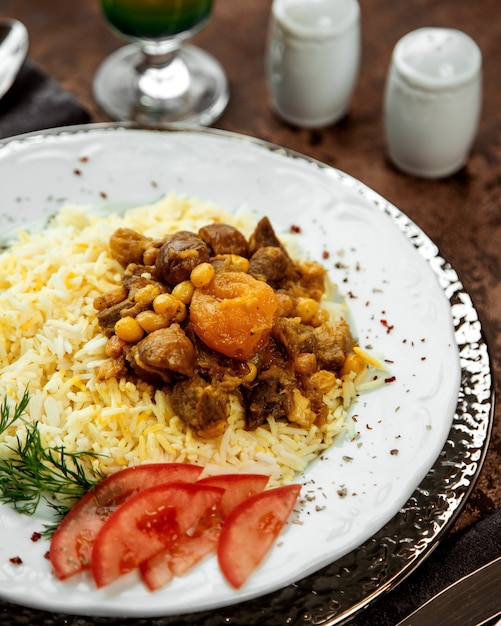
114;316;145;343
133;284;161;305
136;310;171;333
152;292;187;323
190;262;215;288
295;297;319;324
171;280;195;304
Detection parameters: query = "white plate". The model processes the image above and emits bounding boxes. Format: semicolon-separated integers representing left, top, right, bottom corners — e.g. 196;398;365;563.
0;125;462;618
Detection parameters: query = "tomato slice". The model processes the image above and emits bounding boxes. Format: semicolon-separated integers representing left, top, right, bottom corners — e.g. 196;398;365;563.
140;514;220;591
197;473;270;519
91;482;223;588
217;483;301;589
140;474;270;591
50;463;203;579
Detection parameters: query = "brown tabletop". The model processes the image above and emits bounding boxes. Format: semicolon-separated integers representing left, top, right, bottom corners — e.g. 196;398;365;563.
2;0;500;610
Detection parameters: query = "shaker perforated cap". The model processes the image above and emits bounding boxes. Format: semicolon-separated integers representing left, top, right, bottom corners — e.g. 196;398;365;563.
392;27;482;90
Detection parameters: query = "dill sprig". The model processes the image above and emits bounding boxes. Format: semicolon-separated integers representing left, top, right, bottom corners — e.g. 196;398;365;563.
0;387;30;432
0;389;103;522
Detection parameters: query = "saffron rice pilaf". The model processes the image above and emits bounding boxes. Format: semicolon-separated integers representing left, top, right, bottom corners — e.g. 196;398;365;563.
0;193;375;486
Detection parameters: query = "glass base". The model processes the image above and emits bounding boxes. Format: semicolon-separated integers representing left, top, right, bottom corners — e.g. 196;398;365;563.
93;43;229;127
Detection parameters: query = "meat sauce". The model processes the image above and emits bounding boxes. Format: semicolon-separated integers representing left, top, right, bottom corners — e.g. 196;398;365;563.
94;217;355;437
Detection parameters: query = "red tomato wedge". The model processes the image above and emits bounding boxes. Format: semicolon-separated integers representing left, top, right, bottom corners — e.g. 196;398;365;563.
140;548;175;591
140;473;270;591
217;483;301;589
140;514;220;591
168;514;221;577
91;482;223;588
197;473;270;519
50;463;203;579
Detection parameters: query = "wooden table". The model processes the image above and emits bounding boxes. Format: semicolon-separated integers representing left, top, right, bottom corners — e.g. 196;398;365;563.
3;0;501;612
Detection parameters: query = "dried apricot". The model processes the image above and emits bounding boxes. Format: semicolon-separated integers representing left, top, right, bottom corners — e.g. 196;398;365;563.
190;271;279;360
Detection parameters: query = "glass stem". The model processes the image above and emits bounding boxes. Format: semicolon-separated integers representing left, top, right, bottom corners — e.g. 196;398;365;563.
135;44;191;111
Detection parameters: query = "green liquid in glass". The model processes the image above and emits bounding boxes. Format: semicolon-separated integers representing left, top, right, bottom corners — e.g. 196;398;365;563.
101;0;213;39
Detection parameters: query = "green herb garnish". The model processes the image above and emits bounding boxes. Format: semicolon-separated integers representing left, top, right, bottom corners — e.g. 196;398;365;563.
0;389;102;525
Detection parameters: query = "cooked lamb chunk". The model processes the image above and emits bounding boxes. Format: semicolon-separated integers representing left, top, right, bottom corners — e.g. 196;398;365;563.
273;316;318;358
243;363;296;430
314;319;353;370
109;228;153;267
248;216;285;253
93;286;128;312
96;299;134;334
198;223;249;257
126;325;196;383
155;231;210;286
171;375;230;437
248;246;299;286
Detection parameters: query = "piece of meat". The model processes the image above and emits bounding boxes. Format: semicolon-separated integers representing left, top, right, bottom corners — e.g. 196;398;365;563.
122;265;164;297
198;223;249;257
93;287;128;312
248;246;299;286
210;254;249;273
184;323;240;380
96;299;134;335
273;317;318;359
171;375;230;437
155;231;210;286
126;325;196;383
117;265;167;317
109;228;153;267
314;319;353;371
248;216;285;253
243;363;296;430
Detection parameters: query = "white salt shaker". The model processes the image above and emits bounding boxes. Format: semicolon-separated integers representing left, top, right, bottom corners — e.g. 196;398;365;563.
384;27;482;178
266;0;361;128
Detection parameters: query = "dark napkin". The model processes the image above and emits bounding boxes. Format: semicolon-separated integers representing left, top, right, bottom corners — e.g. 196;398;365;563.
0;58;90;140
349;507;501;625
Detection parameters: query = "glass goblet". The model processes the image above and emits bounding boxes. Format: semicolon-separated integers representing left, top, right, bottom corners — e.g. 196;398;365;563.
93;0;229;126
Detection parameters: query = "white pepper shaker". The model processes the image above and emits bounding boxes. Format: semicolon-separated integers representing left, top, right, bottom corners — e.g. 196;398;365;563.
266;0;361;129
384;27;482;178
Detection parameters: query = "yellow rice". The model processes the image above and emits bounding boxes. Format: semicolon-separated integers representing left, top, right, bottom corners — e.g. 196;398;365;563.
0;193;364;486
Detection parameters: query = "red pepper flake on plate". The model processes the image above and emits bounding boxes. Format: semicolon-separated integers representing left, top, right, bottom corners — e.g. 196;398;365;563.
380;319;394;333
